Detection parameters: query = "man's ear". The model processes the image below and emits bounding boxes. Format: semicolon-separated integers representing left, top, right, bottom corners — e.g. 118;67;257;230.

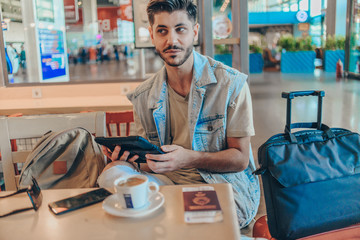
148;26;155;44
193;23;200;42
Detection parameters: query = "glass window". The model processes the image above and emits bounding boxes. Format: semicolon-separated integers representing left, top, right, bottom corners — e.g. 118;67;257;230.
213;1;232;40
310;0;322;17
213;0;234;67
348;0;360;74
1;0;163;86
299;0;309;11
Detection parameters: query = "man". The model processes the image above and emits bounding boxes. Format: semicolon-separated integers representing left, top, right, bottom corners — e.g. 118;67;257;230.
98;0;260;228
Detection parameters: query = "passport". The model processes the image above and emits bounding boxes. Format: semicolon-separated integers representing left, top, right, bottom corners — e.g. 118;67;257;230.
182;186;223;223
183;190;221;211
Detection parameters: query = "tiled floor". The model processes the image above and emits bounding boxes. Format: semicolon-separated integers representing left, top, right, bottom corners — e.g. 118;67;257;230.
249;70;360;221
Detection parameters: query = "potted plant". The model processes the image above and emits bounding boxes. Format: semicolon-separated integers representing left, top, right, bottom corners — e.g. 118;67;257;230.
278;35;316;73
323;35;345;72
214;43;265;74
214;44;233;67
249;44;264;73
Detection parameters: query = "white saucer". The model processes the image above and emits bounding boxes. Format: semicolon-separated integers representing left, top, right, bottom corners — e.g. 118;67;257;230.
102;192;164;217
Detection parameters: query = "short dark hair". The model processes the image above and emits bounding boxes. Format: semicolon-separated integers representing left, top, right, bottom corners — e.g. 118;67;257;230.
147;0;197;26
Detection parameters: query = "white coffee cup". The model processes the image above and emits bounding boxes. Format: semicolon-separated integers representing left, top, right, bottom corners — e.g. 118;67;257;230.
114;175;159;209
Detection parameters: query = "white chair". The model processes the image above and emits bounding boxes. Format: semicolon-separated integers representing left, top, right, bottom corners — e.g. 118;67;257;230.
0;111;106;191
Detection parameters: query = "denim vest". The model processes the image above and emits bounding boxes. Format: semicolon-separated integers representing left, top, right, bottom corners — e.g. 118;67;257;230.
127;50;260;227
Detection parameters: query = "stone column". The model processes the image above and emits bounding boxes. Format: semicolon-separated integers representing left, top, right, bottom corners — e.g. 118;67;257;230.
326;0;347;36
82;0;98;38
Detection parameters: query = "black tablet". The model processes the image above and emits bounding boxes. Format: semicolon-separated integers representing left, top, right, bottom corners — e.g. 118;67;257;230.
95;136;164;163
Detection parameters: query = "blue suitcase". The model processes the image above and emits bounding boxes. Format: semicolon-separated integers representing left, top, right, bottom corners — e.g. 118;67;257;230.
255;90;360;240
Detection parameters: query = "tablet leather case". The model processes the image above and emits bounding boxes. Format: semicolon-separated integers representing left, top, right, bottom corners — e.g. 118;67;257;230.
95;136;164;163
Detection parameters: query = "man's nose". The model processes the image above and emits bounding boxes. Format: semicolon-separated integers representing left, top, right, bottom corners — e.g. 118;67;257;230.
166;30;179;45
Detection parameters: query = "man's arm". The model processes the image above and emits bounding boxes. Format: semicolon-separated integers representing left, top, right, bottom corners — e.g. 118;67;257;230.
145;136;250;173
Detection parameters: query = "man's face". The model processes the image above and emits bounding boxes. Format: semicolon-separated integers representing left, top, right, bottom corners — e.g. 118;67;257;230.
148;10;199;67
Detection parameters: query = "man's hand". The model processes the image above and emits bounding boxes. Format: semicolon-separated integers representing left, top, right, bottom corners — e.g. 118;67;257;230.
145;145;197;173
102;145;139;163
145;136;251;174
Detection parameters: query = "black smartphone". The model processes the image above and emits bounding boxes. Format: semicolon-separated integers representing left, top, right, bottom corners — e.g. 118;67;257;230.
95;136;164;163
48;188;112;215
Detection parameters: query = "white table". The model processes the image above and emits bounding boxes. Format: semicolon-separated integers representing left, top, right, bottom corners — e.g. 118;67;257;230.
0;183;241;240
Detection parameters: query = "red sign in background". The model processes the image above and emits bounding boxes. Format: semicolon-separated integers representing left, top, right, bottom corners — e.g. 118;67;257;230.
67;2;133;32
64;0;78;22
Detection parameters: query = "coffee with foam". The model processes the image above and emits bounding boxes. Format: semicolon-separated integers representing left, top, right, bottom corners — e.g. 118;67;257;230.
118;177;146;187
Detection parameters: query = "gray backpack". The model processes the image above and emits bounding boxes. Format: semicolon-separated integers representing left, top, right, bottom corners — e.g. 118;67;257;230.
19;127;105;189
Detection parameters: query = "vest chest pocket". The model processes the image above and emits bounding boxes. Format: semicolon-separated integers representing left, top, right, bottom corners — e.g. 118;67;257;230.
146;132;160;147
194;117;226;152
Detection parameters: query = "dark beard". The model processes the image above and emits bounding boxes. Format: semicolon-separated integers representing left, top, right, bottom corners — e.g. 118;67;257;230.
157;45;193;67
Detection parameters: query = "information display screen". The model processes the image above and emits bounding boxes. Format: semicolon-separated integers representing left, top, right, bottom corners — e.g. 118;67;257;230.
36;0;55;23
39;29;67;80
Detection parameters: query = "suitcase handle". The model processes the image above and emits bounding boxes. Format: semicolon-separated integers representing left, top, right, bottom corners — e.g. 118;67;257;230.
287;123;335;142
282;90;325;133
281;90;325;99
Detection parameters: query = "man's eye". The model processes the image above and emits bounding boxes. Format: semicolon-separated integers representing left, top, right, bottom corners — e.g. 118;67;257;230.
157;29;167;34
176;27;186;33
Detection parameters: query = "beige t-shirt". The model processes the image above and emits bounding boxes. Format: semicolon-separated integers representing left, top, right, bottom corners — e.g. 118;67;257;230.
163;85;205;184
133;82;255;184
167;81;255;143
226;82;255;137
